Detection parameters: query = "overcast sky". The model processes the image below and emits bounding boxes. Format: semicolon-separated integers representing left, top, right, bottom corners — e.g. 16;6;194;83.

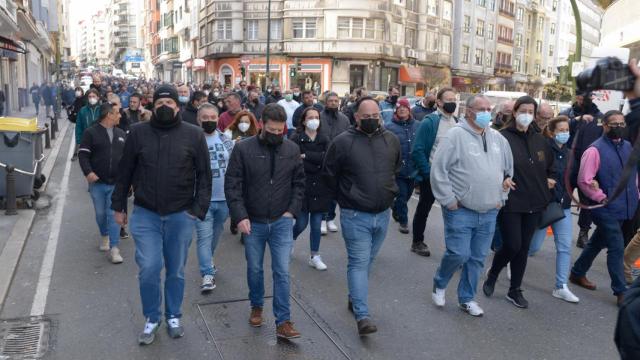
68;0;107;56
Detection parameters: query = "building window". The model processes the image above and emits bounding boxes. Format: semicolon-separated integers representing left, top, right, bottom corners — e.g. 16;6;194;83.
488;0;496;10
463;16;470;33
536;40;542;53
216;19;231;40
292;18;316;39
514;56;521;72
246;20;258;40
550;23;556;35
476;20;485;36
476;0;486;7
270;19;282;40
486;52;493;67
475;48;484;65
549;45;554;56
515;33;522;47
427;0;438;16
338;17;383;40
516;7;524;21
534;63;541;76
547;66;553;78
552;0;558;11
406;28;416;47
441;34;451;53
487;24;494;39
200;25;206;43
427;31;439;51
406;0;418;12
462;46;470;63
538;17;544;31
442;1;452;21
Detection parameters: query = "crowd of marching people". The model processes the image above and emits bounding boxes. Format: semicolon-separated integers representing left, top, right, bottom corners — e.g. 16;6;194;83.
68;60;640;356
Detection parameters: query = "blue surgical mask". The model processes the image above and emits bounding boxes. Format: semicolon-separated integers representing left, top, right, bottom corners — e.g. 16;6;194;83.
179;96;189;104
474;111;492;128
555;131;570;144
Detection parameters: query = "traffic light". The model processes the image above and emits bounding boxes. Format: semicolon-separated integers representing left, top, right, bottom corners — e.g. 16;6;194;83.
289;64;296;78
296;59;302;72
240;65;246;78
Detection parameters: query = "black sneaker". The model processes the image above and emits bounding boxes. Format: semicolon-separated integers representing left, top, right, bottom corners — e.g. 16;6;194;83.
392;210;400;223
120;227;129;239
577;228;588;249
506;289;529;308
482;276;496;297
399;224;409;234
348;299;353;313
357;318;377;335
411;242;431;257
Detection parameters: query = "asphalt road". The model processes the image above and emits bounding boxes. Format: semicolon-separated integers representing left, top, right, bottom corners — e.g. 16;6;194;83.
0;126;621;360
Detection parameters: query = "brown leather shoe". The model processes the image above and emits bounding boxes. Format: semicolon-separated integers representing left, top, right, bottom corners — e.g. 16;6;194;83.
569;274;597;291
249;307;263;327
617;293;625;307
276;321;301;339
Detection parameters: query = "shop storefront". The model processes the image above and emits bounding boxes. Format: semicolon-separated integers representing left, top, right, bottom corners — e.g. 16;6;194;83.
399;65;425;96
452;75;490;94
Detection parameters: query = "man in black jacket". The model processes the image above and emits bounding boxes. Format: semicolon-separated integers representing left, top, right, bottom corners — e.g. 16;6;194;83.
79;103;126;263
224;103;306;340
180;91;207;126
323;96;401;335
292;90;323;128
111;85;212;345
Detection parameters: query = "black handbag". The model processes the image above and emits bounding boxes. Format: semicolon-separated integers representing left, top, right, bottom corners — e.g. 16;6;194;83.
538;201;566;229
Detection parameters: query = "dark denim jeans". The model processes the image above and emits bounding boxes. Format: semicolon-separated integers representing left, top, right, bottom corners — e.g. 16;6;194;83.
572;216;627;295
130;206;195;323
293;211;324;253
244;216;294;326
393;177;414;225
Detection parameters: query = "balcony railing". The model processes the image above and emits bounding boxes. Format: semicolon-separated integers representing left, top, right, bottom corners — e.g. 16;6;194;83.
499;9;515;18
497;36;513;45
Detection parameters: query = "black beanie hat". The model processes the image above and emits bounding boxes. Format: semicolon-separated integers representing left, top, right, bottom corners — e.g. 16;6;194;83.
153;85;179;105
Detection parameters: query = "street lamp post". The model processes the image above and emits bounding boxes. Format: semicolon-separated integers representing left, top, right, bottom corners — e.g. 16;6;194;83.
265;0;272;92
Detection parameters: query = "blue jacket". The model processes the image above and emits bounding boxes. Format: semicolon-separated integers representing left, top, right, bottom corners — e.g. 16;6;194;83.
590;136;639;221
411;112;445;182
380;99;396;125
119;91;131;109
411;103;436;122
386;117;420;178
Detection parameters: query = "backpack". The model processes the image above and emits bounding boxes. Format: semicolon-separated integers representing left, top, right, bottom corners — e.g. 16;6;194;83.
615;278;640;359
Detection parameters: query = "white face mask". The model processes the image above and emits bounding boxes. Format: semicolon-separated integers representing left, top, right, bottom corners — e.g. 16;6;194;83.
204;90;210;95
306;119;320;131
88;97;98;105
75;91;82;97
516;113;534;128
238;122;250;133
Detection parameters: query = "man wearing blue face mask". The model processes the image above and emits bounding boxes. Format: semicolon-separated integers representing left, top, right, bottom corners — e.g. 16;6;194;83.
430;95;514;316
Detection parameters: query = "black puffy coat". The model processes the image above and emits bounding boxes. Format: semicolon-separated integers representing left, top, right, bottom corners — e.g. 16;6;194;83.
290;131;332;213
180;102;199;126
323;127;401;213
224;135;306;225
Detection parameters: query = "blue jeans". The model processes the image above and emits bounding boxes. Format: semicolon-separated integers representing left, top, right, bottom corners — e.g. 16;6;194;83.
88;182;119;248
434;207;498;304
571;216;627;295
195;201;229;277
393;177;414;225
340;208;390;321
293;211;323;253
529;208;573;288
130;206;195;323
244;216;294;326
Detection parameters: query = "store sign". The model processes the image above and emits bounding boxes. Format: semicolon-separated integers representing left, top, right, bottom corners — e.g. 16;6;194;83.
0;36;26;54
248;64;280;72
131;63;141;68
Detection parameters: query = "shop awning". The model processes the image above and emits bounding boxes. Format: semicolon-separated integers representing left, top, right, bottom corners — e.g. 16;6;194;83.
0;36;26;54
399;66;425;84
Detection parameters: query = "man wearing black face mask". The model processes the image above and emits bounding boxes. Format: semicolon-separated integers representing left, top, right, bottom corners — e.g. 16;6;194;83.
111;84;212;344
412;92;437;121
246;90;265;120
323;96;401;335
410;87;459;257
224;103;306;339
266;85;283;104
380;86;401;125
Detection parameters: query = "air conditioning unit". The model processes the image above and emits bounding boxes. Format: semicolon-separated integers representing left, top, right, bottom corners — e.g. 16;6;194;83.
407;48;417;58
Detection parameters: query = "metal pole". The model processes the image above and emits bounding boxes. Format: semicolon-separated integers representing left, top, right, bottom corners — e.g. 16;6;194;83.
50;117;56;140
5;166;17;215
265;0;272;92
44;124;51;149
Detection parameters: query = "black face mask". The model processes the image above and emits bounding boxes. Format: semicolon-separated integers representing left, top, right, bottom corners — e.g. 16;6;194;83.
262;130;284;146
607;127;625;140
202;121;217;134
389;95;399;104
252;98;259;104
152;105;178;128
442;102;457;114
427;101;436;108
359;118;380;134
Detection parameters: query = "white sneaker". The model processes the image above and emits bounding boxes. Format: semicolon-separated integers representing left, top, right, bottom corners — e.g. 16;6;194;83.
320;221;328;235
459;301;484;317
432;288;446;307
327;220;338;232
552;284;580;303
507;263;511;280
109;247;123;264
308;255;327;271
99;236;110;251
201;275;216;292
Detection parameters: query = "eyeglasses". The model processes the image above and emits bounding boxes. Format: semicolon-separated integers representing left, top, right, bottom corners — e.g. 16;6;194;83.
608;122;626;128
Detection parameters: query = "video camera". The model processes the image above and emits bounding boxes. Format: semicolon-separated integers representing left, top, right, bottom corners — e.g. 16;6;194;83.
576;57;635;94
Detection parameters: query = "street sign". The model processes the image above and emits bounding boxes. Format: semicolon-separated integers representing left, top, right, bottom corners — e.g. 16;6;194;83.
124;56;144;62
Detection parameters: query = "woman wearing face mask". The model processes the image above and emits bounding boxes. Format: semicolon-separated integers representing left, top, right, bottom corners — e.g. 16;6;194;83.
74;89;102;161
527;116;580;303
226;111;259;141
67;87;86;124
483;96;555;309
289;107;331;270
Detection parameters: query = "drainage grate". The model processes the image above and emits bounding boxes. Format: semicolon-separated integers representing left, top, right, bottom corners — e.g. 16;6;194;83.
0;317;50;359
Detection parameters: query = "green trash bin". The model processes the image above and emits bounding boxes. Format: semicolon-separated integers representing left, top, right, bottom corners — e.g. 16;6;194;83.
0;117;46;199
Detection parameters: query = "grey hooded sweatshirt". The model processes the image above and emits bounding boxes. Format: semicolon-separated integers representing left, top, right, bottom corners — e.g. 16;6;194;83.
430;118;514;212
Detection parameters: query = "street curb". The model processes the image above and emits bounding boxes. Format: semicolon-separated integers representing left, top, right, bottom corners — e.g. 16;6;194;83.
0;121;71;311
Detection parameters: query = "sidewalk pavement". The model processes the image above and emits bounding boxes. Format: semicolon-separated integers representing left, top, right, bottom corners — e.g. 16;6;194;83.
0;105;70;311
